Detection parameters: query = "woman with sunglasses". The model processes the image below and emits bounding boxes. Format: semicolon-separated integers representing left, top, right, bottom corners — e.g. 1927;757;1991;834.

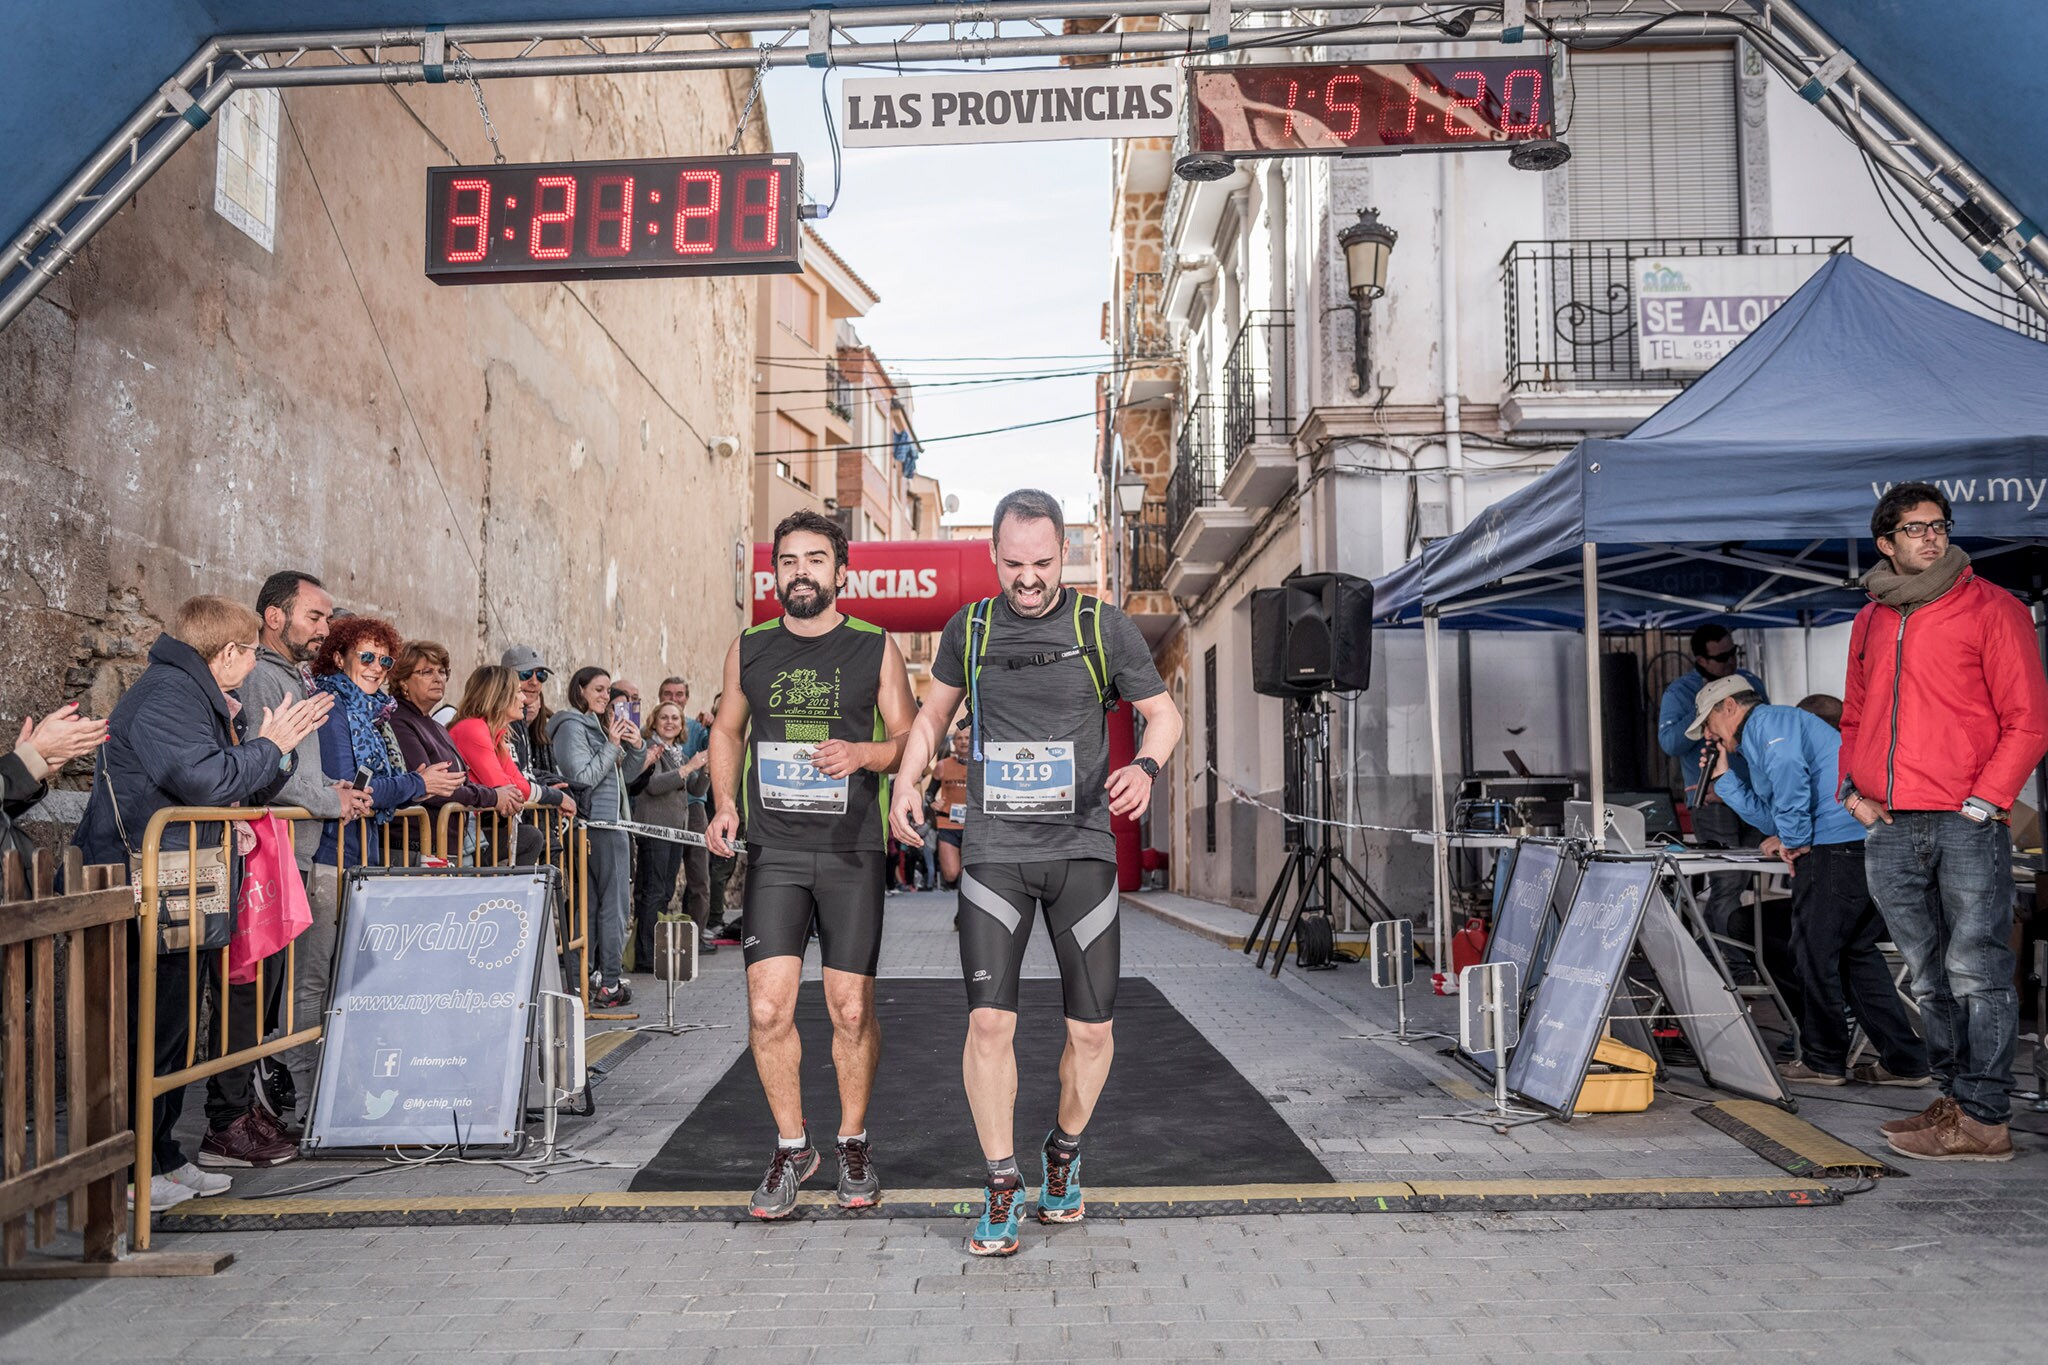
309;618;466;867
287;617;463;1114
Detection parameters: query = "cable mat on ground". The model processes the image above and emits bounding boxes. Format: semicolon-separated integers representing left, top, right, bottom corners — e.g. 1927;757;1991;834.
1695;1099;1905;1178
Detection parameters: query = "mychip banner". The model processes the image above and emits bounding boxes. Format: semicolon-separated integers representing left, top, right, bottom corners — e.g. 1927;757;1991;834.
305;868;558;1154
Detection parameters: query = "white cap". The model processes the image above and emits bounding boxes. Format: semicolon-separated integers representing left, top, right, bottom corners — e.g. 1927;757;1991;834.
1685;674;1756;741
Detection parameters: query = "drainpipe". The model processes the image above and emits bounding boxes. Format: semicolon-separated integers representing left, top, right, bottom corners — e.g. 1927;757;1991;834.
1439;155;1467;532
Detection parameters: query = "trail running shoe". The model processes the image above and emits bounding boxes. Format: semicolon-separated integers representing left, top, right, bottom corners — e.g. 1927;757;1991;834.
968;1181;1024;1257
836;1136;882;1208
1037;1133;1085;1225
749;1141;820;1220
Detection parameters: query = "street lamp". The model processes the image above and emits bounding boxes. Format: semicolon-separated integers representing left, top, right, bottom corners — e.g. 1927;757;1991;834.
1114;473;1149;519
1336;208;1397;394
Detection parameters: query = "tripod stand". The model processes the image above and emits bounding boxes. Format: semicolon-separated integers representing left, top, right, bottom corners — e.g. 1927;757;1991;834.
1244;693;1394;977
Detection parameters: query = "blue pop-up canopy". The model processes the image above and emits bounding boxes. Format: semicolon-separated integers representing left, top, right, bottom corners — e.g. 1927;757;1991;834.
1375;255;2048;631
1381;253;2048;961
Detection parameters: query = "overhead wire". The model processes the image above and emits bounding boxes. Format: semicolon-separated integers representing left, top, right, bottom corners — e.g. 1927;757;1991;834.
753;407;1094;457
280;93;505;637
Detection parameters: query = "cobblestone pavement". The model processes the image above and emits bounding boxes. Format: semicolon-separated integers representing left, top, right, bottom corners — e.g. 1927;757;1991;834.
4;889;2043;1362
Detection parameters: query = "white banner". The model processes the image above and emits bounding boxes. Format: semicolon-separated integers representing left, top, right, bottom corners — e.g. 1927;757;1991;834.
841;70;1181;148
1632;254;1829;372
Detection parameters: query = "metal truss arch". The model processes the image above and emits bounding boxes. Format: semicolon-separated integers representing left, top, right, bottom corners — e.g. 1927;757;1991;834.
2;1;2042;331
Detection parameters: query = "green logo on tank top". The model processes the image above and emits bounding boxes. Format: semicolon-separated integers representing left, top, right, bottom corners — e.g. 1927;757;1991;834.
769;666;840;715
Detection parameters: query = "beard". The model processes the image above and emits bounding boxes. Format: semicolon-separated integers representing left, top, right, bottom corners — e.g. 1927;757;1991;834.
1005;579;1055;616
779;575;835;619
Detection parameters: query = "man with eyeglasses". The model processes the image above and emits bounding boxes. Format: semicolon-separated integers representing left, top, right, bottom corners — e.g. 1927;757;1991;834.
1658;623;1769;976
1842;481;2048;1162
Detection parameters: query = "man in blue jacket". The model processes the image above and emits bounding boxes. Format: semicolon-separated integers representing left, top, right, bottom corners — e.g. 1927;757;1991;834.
1690;675;1930;1088
1659;625;1768;973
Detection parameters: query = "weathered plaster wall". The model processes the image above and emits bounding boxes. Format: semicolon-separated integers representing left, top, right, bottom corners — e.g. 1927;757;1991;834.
0;53;764;732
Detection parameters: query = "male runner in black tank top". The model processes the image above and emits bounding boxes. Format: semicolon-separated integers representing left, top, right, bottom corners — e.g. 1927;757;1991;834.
707;510;917;1220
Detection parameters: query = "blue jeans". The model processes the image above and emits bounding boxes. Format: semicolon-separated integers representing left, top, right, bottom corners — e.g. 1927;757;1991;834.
1862;811;2019;1124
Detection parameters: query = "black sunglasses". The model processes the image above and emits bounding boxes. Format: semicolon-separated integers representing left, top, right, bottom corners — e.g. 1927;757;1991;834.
1701;645;1743;663
356;651;395;669
517;667;551;683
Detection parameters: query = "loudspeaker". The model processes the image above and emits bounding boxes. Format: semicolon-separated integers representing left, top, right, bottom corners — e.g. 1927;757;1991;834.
1251;572;1374;696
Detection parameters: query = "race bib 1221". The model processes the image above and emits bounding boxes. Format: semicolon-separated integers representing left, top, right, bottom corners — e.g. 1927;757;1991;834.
756;740;849;814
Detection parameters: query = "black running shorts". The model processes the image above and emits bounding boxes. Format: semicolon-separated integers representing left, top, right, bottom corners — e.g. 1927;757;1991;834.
741;846;887;976
957;859;1119;1023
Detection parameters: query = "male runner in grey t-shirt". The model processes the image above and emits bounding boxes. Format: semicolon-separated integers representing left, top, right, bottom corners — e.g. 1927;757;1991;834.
892;488;1183;1257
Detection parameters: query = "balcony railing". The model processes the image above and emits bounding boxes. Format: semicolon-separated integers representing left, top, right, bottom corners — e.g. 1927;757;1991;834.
1120;271;1174;364
825;361;854;421
1166;398;1221;548
1125;499;1169;593
1501;236;1851;392
1223;310;1292;468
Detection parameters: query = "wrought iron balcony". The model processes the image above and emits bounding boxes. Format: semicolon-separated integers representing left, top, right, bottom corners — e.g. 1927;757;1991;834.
825;361;854;421
1165;398;1221;548
1125;500;1168;594
1500;236;1851;392
1119;271;1175;365
1223;310;1292;469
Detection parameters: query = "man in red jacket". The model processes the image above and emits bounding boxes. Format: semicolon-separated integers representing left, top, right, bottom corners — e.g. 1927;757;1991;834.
1841;481;2048;1162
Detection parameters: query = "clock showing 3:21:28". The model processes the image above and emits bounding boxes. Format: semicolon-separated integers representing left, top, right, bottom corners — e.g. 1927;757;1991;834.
424;153;805;285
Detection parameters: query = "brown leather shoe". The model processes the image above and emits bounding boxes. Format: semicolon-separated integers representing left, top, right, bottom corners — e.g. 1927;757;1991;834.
1879;1094;1957;1137
1886;1106;2015;1162
196;1110;300;1168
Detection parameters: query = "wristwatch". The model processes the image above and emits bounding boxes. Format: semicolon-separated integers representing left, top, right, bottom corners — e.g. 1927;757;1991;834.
1132;757;1159;780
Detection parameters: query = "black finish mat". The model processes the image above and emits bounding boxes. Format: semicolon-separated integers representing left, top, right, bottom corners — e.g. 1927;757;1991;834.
628;976;1332;1191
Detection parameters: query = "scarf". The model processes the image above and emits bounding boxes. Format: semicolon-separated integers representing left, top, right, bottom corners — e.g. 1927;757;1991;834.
315;671;402;824
1862;544;1969;611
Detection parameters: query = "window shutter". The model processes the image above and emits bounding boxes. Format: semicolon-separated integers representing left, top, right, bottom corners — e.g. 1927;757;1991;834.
1567;50;1739;239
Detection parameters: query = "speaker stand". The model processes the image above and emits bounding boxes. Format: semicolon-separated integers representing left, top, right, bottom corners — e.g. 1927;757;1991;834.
1242;695;1395;977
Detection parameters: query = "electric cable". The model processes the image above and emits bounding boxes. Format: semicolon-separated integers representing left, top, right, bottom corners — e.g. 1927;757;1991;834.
280;94;506;638
814;65;845;219
753;406;1094;457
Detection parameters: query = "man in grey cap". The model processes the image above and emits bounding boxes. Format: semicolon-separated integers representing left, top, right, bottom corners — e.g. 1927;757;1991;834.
503;645;574;817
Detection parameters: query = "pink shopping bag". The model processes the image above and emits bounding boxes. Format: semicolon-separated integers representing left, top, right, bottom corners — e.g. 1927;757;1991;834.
228;812;314;984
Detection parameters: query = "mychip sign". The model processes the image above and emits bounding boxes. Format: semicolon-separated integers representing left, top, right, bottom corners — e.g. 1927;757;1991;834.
305;868;558;1154
1632;254;1830;371
841;70;1180;147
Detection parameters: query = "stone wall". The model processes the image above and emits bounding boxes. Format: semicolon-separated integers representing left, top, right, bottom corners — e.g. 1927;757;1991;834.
0;53;764;742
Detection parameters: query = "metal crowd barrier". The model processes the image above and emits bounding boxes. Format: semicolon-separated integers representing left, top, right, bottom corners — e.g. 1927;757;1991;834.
432;801;589;1009
0;850;131;1273
131;804;429;1250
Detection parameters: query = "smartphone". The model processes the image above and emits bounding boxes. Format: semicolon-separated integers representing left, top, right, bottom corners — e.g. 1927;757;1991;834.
612;698;640;728
352;765;373;791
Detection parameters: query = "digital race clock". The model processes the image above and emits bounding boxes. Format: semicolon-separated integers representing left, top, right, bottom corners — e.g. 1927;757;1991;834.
1190;59;1553;158
424;153;804;285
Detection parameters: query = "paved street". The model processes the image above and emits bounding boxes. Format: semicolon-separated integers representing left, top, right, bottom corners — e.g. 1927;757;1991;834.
4;889;2043;1362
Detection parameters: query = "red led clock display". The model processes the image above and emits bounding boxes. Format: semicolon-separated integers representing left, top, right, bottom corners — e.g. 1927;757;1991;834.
1191;59;1553;157
425;153;804;285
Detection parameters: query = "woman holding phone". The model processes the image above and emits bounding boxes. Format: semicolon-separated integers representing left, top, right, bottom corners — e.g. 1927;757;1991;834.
548;665;645;1008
